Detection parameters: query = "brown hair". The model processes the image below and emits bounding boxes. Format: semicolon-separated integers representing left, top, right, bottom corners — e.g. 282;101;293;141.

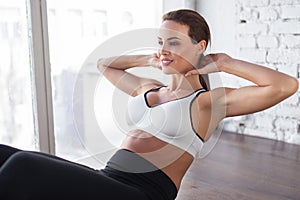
162;9;211;90
162;9;211;49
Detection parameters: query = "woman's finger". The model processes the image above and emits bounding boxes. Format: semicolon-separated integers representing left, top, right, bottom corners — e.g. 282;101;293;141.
185;69;200;77
200;54;215;68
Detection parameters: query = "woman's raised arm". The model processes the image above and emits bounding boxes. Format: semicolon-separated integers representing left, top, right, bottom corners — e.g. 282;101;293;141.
97;54;163;96
186;53;299;117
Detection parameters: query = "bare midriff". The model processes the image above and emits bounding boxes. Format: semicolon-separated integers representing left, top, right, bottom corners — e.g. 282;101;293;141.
120;129;194;190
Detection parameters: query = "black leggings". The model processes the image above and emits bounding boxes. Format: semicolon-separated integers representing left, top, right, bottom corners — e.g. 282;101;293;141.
0;144;177;200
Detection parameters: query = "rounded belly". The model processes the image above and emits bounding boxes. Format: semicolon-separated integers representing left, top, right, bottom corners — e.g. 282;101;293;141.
121;129;194;190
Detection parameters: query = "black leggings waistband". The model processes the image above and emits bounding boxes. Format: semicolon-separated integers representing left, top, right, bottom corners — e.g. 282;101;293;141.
106;148;159;173
101;149;178;200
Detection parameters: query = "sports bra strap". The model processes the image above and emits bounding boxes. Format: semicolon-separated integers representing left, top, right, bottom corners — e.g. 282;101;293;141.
195;88;207;96
148;86;206;94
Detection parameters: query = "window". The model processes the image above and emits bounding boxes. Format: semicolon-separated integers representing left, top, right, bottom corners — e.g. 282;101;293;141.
0;0;163;168
46;0;162;166
0;0;38;150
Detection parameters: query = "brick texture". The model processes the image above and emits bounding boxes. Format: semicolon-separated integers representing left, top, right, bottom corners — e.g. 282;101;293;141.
224;0;300;144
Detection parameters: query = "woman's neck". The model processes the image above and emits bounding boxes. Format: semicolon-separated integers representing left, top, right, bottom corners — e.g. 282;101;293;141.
169;74;202;92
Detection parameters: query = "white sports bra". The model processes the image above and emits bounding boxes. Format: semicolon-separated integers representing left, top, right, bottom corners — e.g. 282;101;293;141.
126;86;206;157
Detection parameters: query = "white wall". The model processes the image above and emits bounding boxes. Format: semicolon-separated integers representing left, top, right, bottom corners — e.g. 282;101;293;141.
197;0;300;144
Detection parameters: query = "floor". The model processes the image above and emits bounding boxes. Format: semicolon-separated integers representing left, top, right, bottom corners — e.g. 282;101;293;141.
176;131;300;200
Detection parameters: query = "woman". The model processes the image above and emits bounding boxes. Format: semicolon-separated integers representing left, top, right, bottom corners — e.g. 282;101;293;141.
0;9;298;200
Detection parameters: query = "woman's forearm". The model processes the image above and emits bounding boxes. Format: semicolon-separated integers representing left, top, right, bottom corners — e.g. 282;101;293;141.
96;54;162;96
97;55;153;72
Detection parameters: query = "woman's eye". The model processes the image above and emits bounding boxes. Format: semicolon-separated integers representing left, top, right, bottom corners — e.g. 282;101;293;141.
157;40;179;46
169;41;179;46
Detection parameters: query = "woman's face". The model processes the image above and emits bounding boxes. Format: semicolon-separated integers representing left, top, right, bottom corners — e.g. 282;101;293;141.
157;20;201;75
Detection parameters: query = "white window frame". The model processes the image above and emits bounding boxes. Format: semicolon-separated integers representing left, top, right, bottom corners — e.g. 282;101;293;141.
27;0;55;154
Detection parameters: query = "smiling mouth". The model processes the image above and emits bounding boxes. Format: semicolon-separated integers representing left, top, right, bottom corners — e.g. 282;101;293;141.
161;58;173;66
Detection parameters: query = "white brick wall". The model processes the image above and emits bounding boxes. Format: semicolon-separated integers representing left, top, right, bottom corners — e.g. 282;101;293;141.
281;5;300;19
270;0;300;6
257;35;279;48
281;35;300;48
271;21;300;34
258;7;279;21
244;0;269;7
224;0;300;144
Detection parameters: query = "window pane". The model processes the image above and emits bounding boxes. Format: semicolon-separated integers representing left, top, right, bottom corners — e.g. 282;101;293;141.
47;0;162;166
0;0;38;150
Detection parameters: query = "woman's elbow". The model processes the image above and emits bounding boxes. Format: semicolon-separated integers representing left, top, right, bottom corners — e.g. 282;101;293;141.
97;58;106;73
280;76;299;98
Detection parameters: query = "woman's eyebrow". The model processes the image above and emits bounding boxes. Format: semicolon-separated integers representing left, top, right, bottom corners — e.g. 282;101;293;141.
167;37;181;40
157;36;182;40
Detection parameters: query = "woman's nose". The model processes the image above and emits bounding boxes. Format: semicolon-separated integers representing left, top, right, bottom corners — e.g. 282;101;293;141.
158;44;170;55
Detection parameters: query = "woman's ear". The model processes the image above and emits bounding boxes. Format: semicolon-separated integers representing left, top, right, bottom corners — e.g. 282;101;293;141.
197;40;207;55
